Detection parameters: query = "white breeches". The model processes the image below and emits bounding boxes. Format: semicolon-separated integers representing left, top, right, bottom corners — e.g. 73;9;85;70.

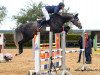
42;7;50;21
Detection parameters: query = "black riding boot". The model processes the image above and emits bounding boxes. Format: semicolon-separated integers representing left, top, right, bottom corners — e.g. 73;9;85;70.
37;20;47;29
40;20;47;26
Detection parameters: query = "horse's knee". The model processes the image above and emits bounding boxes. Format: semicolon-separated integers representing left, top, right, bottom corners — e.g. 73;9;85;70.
64;26;70;33
66;26;70;30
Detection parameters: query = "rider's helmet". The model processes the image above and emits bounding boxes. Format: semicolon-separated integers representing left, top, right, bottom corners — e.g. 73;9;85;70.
58;2;65;8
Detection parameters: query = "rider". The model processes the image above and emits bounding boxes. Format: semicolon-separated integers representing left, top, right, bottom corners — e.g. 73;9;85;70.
40;2;65;26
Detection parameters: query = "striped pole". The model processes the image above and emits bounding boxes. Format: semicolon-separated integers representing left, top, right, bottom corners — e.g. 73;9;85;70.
66;49;84;53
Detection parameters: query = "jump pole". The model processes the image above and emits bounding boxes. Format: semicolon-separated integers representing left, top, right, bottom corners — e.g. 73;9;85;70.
0;33;4;53
34;32;40;73
29;27;71;74
29;32;40;75
55;33;60;49
61;30;72;75
93;35;97;51
48;31;53;74
0;33;4;62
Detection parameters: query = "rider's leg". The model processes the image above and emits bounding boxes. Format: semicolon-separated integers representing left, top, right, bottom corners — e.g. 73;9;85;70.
42;7;50;21
40;19;47;25
38;7;50;26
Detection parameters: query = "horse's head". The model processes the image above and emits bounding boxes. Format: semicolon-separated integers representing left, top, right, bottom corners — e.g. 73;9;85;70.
62;13;82;29
71;13;82;29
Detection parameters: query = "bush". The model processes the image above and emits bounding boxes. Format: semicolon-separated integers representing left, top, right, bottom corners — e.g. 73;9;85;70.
66;34;81;47
3;33;82;48
4;33;32;48
66;34;80;40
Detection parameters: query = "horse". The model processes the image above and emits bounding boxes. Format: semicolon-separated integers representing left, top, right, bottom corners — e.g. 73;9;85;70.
14;13;82;55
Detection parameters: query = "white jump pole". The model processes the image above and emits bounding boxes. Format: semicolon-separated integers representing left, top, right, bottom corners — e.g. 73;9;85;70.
29;32;41;75
0;33;4;63
48;31;53;72
82;30;85;65
34;32;40;74
0;33;4;53
61;30;72;75
61;31;66;70
49;31;52;59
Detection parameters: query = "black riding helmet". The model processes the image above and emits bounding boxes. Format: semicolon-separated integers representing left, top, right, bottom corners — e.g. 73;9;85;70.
58;2;65;7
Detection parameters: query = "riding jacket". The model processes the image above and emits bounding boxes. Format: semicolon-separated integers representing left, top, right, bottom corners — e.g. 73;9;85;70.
45;5;62;14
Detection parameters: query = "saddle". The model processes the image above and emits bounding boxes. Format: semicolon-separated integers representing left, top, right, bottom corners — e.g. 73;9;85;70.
37;18;50;28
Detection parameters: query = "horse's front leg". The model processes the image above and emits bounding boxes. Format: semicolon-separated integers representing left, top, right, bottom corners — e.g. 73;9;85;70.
64;26;70;33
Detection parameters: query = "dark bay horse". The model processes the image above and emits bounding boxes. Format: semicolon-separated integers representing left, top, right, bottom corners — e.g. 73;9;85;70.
14;13;82;55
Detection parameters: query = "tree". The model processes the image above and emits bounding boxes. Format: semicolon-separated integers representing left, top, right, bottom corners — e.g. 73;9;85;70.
13;2;43;25
0;6;7;23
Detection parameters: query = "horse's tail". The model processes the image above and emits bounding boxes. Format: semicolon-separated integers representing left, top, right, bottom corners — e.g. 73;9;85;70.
14;28;23;49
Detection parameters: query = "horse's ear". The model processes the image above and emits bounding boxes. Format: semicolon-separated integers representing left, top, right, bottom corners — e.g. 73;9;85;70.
75;13;79;17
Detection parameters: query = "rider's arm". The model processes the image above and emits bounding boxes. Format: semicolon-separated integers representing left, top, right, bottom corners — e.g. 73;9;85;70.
54;6;60;14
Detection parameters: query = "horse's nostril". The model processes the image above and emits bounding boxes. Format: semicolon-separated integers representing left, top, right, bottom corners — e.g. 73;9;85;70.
79;26;82;29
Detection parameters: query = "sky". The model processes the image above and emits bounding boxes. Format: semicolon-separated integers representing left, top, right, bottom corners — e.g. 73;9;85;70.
0;0;100;30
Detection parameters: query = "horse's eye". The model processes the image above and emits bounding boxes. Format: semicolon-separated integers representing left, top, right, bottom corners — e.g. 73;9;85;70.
74;17;78;19
75;18;79;21
76;19;79;21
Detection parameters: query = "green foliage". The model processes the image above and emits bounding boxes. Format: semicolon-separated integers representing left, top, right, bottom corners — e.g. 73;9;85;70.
4;34;15;48
0;6;7;22
66;34;80;40
13;2;43;25
4;33;32;48
4;33;81;48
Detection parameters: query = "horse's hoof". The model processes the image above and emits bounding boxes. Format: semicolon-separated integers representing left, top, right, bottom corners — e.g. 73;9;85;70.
15;54;19;56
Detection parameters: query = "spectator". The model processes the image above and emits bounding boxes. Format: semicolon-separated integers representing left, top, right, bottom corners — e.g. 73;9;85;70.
77;33;92;64
77;36;83;63
85;36;92;64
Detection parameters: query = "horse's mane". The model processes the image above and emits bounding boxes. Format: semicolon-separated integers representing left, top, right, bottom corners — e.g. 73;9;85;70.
51;14;62;18
51;14;65;22
49;14;64;28
51;13;73;22
62;13;74;21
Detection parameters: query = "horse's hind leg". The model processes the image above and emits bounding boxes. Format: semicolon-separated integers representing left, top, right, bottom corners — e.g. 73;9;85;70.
18;37;33;54
18;40;24;54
